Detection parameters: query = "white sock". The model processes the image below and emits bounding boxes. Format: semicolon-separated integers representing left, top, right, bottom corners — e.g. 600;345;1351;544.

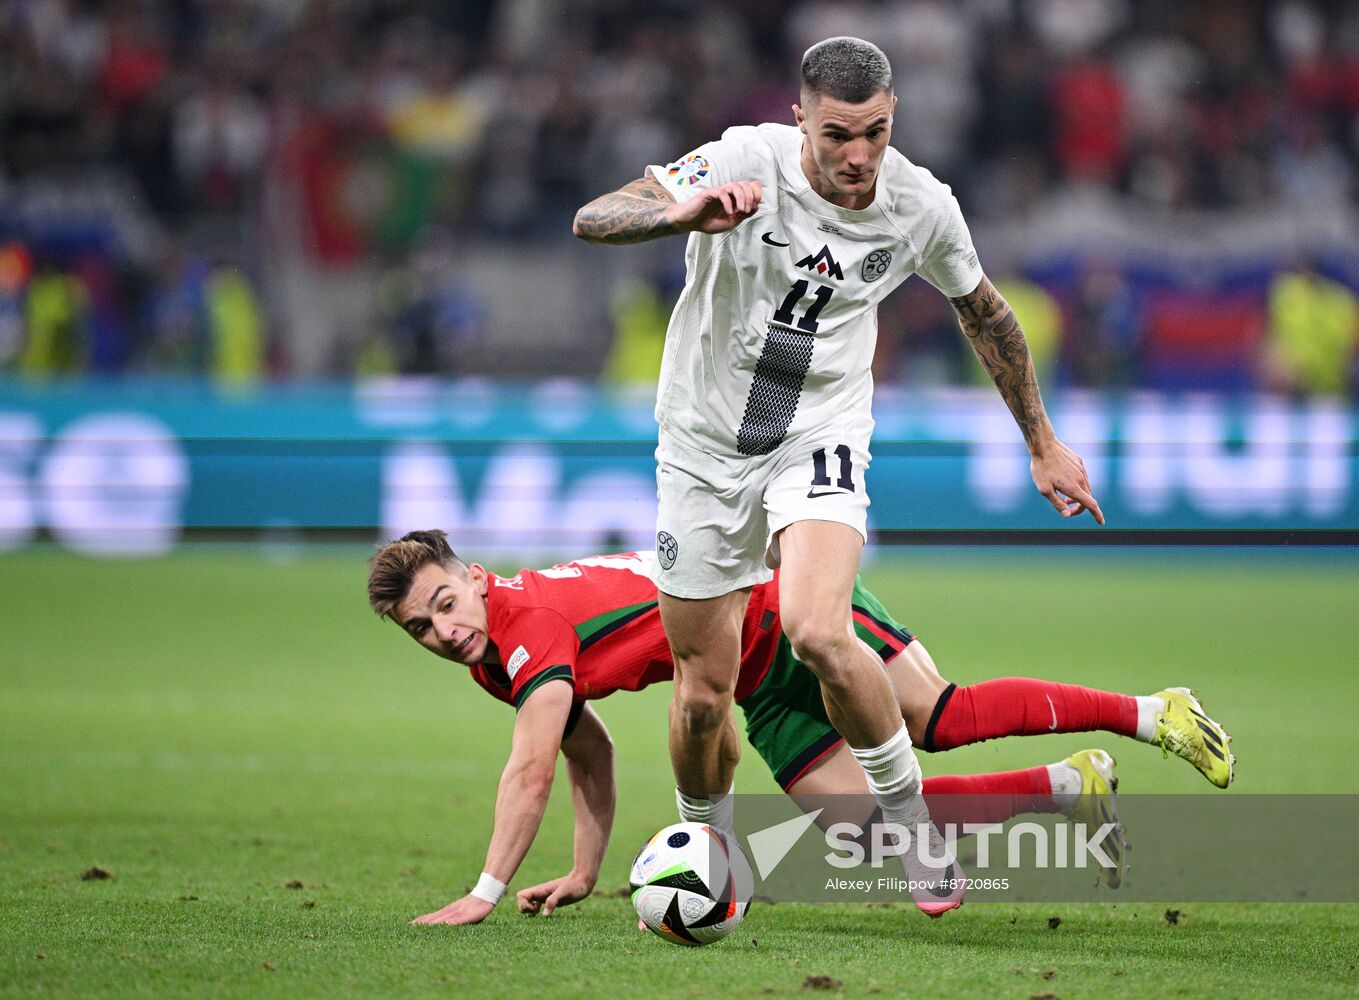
1046;761;1082;810
676;788;710;824
709;783;734;833
1134;695;1166;742
850;725;946;863
675;783;735;834
849;724;919;803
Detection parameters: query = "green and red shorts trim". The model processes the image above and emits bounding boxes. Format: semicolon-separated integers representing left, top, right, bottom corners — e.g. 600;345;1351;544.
736;579;915;791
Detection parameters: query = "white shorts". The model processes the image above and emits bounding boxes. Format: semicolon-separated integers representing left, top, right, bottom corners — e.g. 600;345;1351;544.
652;426;872;599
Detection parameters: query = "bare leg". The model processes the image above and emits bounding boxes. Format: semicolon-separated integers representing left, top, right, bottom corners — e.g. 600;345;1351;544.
777;520;962;915
776;521;899;749
787;743;872;798
659;588;750;799
885;642;950;744
785;743;878;833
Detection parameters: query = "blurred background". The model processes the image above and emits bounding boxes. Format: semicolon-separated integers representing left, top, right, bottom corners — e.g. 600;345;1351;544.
1;0;1357;554
3;10;1358;982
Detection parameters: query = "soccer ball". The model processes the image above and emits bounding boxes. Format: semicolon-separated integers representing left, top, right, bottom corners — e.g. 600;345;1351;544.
629;822;754;946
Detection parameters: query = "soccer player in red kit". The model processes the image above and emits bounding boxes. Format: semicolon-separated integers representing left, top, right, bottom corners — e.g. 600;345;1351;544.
367;530;1233;926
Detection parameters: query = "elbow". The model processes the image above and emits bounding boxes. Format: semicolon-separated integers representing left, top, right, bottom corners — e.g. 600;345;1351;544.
571;210;591;241
513;761;557;804
525;769;556;804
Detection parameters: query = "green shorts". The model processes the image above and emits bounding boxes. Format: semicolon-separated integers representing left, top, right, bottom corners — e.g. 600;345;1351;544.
737;579;916;790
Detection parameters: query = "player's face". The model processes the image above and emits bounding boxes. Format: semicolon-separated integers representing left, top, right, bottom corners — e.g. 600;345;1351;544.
793;90;896;206
394;561;492;665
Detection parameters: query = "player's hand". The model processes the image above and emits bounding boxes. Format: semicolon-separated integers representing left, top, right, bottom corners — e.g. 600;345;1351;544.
411;893;496;926
1031;439;1104;525
515;871;594;917
668;181;762;235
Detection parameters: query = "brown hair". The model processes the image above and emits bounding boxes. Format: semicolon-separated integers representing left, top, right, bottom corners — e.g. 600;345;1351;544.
367;529;466;620
801;37;892;104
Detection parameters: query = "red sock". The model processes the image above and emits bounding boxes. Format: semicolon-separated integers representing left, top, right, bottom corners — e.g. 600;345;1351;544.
926;678;1137;751
922;767;1058;829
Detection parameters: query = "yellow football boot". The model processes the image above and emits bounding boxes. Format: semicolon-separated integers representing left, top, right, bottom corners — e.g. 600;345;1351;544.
1062;749;1128;889
1152;687;1235;788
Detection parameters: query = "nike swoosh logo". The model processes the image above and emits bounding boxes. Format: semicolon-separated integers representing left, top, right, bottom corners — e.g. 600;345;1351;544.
1046;694;1058;731
806;489;848;499
761;232;790;247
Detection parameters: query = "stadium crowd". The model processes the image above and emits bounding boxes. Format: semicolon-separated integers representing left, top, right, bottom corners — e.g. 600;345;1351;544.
1;0;1356;390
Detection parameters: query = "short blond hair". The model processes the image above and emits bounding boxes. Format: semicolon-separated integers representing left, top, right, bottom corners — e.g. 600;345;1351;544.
367;529;466;620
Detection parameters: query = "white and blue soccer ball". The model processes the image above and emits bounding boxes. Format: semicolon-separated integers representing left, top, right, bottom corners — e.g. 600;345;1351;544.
629;822;754;946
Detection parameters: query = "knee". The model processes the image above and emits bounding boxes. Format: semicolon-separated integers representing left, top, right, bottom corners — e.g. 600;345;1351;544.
784;617;856;679
665;607;741;664
673;682;733;737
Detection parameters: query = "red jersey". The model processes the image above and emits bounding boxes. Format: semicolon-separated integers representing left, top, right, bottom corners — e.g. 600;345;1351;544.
469;553;784;709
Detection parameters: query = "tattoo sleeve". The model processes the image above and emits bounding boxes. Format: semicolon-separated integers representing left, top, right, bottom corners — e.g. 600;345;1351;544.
572;175;679;244
948;277;1054;451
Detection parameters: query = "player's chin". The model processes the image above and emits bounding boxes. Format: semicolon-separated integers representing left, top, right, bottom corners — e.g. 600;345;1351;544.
442;635;483;664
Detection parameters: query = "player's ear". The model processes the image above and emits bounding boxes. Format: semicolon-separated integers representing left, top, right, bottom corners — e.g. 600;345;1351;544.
792;103;805;131
468;562;489;595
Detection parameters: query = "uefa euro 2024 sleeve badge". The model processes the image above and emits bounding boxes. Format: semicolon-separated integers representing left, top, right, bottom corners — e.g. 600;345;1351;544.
861;249;892;282
666;154;710;186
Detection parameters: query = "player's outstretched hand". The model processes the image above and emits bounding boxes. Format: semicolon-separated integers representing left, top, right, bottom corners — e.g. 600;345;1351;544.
671;181;762;235
516;871;594;917
411;893;495;926
1031;439;1105;524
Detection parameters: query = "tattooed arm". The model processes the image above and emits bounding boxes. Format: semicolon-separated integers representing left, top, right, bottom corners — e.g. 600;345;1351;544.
949;276;1105;524
948;276;1054;451
572;174;762;245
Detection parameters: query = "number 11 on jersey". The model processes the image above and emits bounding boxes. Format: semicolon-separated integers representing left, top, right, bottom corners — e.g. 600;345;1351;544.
772;281;833;333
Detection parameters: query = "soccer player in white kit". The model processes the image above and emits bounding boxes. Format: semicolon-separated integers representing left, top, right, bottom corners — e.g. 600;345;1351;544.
573;37;1103;917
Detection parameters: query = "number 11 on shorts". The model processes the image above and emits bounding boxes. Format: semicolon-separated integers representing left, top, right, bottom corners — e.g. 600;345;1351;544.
809;444;854;496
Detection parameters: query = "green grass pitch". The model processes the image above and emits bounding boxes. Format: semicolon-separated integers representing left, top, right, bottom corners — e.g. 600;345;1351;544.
2;545;1357;997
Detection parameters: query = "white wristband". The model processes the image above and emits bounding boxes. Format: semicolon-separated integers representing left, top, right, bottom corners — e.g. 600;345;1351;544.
469;872;506;905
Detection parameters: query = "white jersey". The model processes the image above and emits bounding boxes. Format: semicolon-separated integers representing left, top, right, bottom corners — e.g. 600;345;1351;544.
647;123;982;457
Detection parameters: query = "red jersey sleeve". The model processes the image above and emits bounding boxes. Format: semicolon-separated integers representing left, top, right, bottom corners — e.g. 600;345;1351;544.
496;606;579;710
